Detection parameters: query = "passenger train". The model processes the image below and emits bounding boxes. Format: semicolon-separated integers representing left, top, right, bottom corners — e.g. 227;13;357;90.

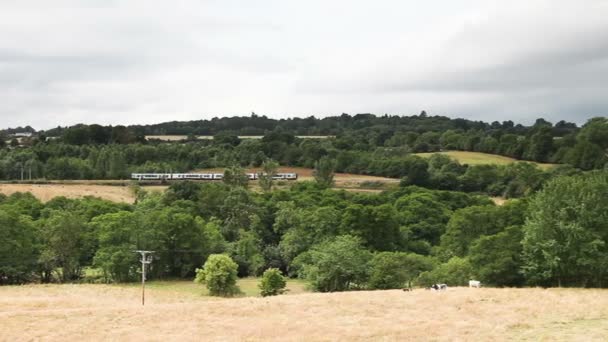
131;172;298;181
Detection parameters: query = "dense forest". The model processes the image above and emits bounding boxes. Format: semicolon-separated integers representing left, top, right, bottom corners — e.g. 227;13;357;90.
1;170;607;289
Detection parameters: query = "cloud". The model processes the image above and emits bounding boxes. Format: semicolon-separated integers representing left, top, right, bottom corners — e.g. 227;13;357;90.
0;0;606;129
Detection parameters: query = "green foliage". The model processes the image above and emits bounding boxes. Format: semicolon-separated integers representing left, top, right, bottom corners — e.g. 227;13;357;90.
259;268;287;296
259;159;279;192
223;165;249;188
293;235;372;292
368;252;434;289
0;207;38;284
417;257;473;286
522;171;608;287
164;181;202;202
469;225;525;286
313;156;336;188
39;211;93;282
230;230;264;277
194;254;241;297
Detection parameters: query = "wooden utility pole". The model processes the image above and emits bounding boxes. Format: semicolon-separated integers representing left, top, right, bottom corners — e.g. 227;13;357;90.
135;250;154;306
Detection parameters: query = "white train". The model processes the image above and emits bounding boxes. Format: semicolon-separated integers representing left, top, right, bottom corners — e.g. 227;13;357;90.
131;172;298;181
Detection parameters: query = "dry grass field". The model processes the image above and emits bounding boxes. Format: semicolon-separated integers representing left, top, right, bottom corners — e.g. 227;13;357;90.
415;151;557;170
194;166;400;190
1;284;607;341
0;169;394;203
145;135;333;141
0;183;167;203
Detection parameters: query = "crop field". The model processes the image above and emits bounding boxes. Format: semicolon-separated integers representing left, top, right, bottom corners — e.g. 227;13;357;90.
0;183;166;203
194;166;400;191
2;284;607;341
415;151;557;170
0;167;396;203
145;135;333;141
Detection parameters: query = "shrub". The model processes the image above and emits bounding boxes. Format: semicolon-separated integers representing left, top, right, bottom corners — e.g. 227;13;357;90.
194;254;241;297
259;268;287;297
416;257;472;286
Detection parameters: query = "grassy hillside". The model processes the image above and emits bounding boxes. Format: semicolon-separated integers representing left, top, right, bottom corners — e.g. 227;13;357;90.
415;151;557;170
2;284;607;340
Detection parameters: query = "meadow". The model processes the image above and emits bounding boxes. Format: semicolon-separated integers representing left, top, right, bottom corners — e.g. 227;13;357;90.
415;151;557;170
2;284;607;341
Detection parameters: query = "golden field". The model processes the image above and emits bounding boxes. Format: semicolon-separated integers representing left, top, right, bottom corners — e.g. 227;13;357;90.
0;183;166;203
1;283;607;341
0;167;398;203
415;151;557;170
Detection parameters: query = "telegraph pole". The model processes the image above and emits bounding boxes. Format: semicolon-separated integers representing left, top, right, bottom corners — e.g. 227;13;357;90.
135;250;154;306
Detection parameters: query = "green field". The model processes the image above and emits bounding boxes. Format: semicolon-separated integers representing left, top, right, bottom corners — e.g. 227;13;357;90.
117;278;309;298
415;151;557;170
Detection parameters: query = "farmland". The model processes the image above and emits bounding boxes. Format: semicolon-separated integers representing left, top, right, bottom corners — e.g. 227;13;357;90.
415;151;557;170
2;284;607;341
0;167;398;203
0;183;166;203
145;135;333;141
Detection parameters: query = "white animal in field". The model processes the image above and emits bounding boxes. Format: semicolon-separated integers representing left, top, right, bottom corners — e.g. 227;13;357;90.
428;283;448;291
469;280;481;288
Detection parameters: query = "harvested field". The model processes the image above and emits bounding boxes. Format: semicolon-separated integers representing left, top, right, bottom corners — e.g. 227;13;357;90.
146;135;333;141
0;184;166;203
415;151;557;170
194;166;400;189
1;284;607;341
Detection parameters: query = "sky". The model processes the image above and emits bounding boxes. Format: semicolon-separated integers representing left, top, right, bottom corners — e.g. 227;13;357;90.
1;0;607;130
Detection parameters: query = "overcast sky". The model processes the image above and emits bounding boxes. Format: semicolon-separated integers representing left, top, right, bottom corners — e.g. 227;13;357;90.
1;0;607;129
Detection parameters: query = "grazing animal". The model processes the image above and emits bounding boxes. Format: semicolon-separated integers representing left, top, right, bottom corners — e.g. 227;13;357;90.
428;283;448;291
402;288;412;292
469;280;481;288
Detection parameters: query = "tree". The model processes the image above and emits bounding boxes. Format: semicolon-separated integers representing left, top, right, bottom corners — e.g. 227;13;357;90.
0;207;38;284
230;230;264;277
522;172;608;287
259;159;279;192
439;205;504;259
164;181;202;202
292;235;371;292
469;225;525;287
39;211;92;282
259;268;287;296
194;254;241;297
223;165;249;188
314;156;336;188
92;211;141;282
368;252;434;289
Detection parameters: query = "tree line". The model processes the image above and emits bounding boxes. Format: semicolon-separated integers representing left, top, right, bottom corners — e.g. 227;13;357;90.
4;115;607;171
2;169;607;289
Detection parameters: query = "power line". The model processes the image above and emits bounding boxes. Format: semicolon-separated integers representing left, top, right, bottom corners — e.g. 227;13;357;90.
135;250;154;306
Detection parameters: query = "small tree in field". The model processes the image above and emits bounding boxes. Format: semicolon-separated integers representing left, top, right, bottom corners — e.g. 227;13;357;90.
313;156;336;188
259;268;287;297
195;254;241;297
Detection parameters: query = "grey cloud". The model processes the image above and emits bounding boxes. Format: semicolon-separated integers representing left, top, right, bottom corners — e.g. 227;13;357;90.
0;0;606;129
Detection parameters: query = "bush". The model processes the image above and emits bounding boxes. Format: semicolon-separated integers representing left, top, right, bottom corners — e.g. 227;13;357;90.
194;254;241;297
416;257;472;287
259;268;287;297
